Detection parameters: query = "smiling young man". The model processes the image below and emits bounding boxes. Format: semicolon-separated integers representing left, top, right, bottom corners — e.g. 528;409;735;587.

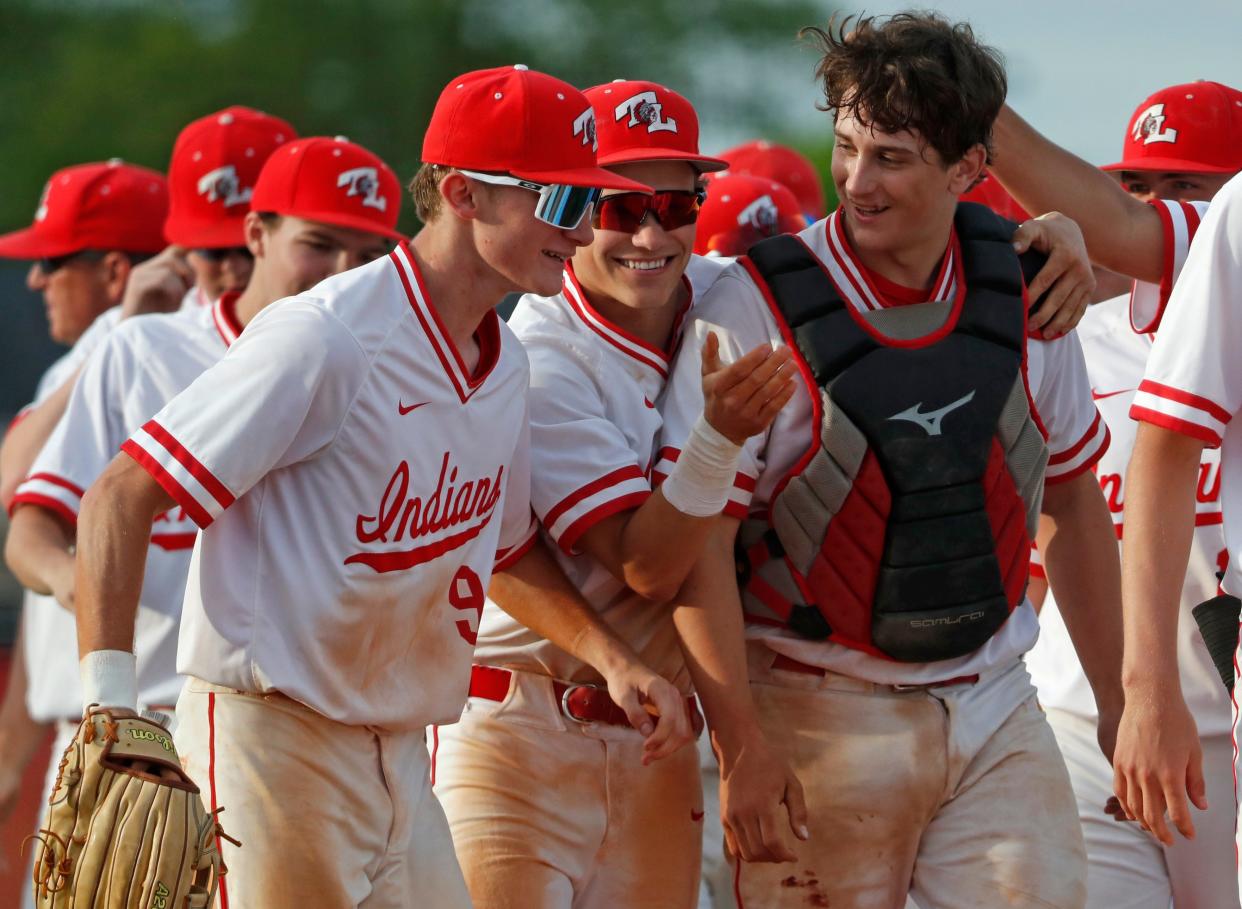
61;66;692;908
4;135;400;906
432;79;797;909
660;14;1120;908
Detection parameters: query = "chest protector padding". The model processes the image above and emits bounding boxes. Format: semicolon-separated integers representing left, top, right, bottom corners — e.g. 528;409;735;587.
739;202;1048;662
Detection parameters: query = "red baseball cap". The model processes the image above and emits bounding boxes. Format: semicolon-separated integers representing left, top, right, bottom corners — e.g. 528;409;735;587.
0;159;168;260
1102;81;1242;175
165;106;296;248
585;80;728;173
719;140;826;220
250;136;405;241
421;65;647;192
694;174;807;257
961;173;1031;223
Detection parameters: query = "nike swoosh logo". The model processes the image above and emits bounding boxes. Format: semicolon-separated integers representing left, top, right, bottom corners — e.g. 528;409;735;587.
887;390;976;437
1091;388;1132;401
643;397;655;409
398;401;430;415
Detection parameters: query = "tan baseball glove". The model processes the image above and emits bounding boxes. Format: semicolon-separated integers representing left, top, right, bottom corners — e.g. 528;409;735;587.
24;707;236;908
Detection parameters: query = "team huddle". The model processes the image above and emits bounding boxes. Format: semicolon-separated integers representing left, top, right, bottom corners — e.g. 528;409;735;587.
1;10;1241;909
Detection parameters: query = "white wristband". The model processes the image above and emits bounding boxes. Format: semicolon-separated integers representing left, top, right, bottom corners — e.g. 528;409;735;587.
80;650;138;712
660;415;743;517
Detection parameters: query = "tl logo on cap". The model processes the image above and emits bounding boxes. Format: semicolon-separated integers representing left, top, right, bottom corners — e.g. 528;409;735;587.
198;165;252;208
1133;103;1178;146
573;107;598;151
614;91;677;134
738;195;779;233
338;167;388;212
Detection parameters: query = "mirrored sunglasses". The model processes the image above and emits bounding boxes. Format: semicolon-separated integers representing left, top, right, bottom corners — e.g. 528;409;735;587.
593;190;705;234
457;170;602;230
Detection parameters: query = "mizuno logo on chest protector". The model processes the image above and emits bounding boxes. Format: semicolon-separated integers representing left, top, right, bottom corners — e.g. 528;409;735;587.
887;390;976;436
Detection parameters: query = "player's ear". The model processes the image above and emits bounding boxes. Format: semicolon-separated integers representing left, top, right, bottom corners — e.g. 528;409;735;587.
100;251;134;305
439;171;485;222
244;211;270;259
948;143;988;196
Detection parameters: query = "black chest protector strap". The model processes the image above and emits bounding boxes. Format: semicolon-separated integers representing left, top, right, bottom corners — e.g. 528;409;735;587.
736;202;1049;662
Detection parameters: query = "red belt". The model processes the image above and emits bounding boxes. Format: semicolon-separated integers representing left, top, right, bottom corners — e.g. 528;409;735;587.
469;664;702;732
770;653;979;690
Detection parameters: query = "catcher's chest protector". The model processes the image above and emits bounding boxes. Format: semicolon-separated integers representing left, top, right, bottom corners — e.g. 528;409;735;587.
738;204;1048;662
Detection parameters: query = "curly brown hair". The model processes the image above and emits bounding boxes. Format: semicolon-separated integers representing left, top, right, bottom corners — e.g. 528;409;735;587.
801;12;1007;165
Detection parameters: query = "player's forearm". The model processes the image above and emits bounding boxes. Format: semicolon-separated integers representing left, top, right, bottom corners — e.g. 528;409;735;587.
1038;472;1124;714
0;370;81;508
4;505;75;596
991;106;1163;283
671;520;764;755
75;456;169;655
613;491;715;602
490;538;646;678
1120;425;1204;693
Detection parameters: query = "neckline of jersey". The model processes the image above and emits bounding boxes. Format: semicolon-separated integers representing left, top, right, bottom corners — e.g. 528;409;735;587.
391;241;502;404
824;208;957;310
211;290;244;347
561;259;693;380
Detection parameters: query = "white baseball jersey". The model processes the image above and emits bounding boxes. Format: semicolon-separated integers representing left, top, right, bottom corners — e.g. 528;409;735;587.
177;284;213;313
1027;293;1229;734
12;305;125;722
121;244;536;730
661;211;1109;685
12;297;243;718
1131;180;1242;598
472;256;727;694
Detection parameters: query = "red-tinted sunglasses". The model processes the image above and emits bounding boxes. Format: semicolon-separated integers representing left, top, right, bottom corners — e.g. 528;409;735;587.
593;189;706;233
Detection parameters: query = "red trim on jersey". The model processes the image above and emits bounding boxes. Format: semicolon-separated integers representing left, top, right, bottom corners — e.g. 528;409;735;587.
344;518;493;572
652;447;755;492
733;855;745;907
24;472;86;498
824;210;957;312
1132;200;1204;333
121;439;215;529
1044;424;1111;485
1028;560;1046;581
558;491;652;554
211;291;243;347
799;231;968;350
149;532;197;551
1049;411;1105;465
494;525;537;572
1129;406;1222;447
141;420;236;511
9;492;77;526
207;692;230;909
723;500;749;520
1137;380;1233;426
561;262;691;379
1019;285;1051;443
542;465;647;536
391;243;501;404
